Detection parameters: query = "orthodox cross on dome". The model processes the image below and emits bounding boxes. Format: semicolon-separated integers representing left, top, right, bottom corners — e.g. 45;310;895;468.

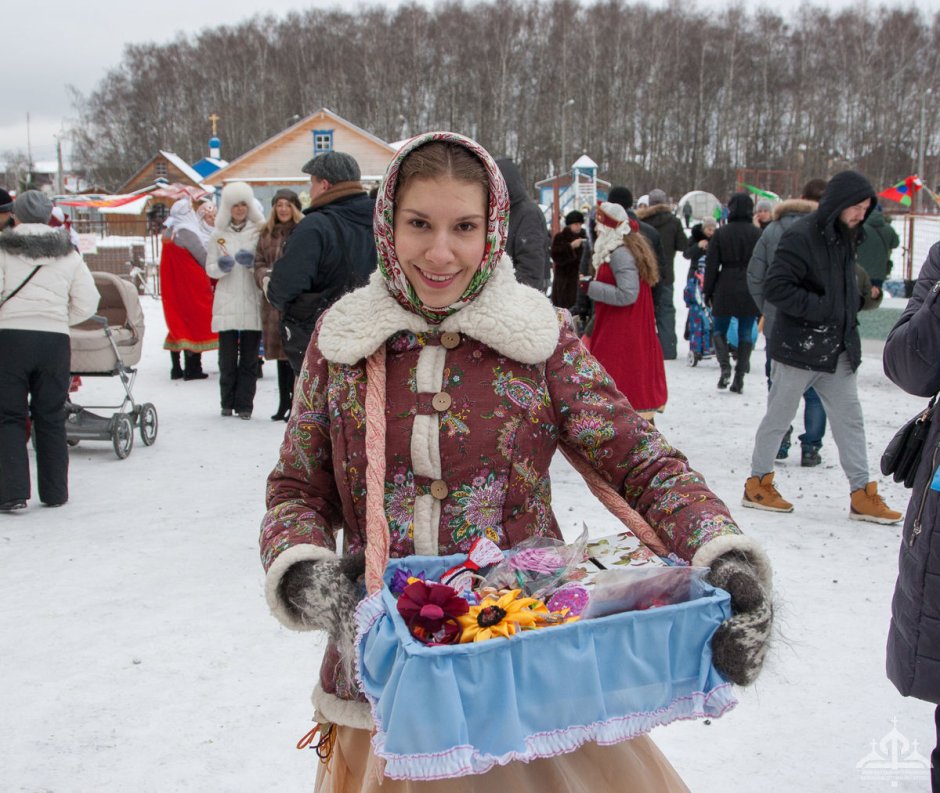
208;113;220;136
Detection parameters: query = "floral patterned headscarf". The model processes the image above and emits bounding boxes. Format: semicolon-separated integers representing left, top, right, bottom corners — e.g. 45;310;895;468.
374;131;510;324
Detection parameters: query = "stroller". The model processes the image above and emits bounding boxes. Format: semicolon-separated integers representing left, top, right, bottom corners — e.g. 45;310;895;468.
682;263;714;366
66;271;158;459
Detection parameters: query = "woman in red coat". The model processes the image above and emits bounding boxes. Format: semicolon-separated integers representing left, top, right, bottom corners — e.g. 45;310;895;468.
583;201;667;419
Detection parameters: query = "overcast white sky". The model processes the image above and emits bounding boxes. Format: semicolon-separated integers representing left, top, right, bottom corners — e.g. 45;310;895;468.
6;0;935;167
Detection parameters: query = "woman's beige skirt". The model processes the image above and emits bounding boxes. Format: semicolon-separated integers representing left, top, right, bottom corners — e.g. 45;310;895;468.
314;726;688;792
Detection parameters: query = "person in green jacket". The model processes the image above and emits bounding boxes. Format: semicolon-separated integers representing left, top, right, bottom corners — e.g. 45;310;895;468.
856;207;899;302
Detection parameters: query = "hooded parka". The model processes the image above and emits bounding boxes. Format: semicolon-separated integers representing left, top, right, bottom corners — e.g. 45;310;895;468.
764;171;876;373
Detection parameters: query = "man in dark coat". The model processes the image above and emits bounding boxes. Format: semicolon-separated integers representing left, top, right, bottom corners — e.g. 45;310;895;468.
266;151;376;374
882;241;940;788
747;178;828;466
495;159;550;291
742;170;902;524
607;186;675;359
704;192;761;392
639;188;687;360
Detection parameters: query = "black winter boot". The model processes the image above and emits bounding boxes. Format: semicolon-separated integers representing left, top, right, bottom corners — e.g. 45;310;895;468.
801;446;822;467
170;351;183;380
729;341;752;393
776;426;793;460
271;360;294;421
183;351;209;380
714;334;732;389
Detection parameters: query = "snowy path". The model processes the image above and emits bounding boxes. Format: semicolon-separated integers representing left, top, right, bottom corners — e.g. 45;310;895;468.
1;289;933;792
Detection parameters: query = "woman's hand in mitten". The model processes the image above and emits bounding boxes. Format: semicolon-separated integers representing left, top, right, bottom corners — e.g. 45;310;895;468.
234;249;256;267
706;551;772;686
217;255;235;273
278;555;365;662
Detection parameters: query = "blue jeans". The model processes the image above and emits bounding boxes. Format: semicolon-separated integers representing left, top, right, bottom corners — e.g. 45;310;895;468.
799;387;827;451
713;314;757;345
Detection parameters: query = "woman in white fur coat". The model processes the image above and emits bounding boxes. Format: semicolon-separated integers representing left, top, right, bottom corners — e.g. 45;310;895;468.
206;182;264;419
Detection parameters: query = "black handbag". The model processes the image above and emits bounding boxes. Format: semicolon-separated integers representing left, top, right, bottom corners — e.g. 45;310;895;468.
880;397;937;488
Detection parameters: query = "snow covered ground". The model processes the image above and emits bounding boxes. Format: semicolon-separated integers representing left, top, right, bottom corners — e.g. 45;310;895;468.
1;286;935;792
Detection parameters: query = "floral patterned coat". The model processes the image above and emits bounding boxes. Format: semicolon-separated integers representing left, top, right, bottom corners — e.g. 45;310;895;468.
260;256;767;729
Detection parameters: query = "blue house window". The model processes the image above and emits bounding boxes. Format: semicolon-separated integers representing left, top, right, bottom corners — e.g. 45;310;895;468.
312;129;334;155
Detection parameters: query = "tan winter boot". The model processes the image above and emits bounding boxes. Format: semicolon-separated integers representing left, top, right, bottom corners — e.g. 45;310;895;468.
742;473;794;512
849;482;903;524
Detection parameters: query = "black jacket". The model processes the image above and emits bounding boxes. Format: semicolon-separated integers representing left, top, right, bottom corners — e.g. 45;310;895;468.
267;192;376;313
883;241;940;704
638;204;687;283
496;159;550;291
764;171;876;373
703;193;761;318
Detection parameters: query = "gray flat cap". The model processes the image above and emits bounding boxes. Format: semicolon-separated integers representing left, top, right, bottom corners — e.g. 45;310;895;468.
301;151;361;183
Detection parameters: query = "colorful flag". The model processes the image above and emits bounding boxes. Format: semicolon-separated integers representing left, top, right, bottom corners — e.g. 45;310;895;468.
739;183;779;201
878;175;923;207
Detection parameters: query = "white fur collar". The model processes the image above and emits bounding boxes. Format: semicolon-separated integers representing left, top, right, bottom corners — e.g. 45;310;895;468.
318;255;560;365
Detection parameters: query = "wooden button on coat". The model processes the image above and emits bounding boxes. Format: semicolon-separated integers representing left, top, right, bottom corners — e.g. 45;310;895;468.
440;332;461;349
430;480;449;500
431;392;452;412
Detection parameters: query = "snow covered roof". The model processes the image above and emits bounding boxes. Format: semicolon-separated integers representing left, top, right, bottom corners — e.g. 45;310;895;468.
572;155;597;169
159;151;207;186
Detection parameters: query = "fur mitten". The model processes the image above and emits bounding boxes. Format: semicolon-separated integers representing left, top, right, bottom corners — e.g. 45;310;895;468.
279;555;365;667
707;551;772;686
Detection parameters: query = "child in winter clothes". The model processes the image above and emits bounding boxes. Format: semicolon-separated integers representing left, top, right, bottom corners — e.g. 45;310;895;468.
259;132;773;792
206;182;264;419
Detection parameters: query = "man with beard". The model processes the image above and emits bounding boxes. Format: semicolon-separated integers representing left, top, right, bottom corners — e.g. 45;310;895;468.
742;171;902;524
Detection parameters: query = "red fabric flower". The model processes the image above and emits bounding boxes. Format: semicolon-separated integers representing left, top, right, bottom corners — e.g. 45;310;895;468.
396;581;470;645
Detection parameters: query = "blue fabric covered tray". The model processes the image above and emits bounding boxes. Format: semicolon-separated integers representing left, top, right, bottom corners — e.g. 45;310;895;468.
354;553;736;781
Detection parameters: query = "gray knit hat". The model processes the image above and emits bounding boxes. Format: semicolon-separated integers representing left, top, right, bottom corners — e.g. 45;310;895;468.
301;151;360;183
649;188;668;206
13;190;53;223
755;198;773;213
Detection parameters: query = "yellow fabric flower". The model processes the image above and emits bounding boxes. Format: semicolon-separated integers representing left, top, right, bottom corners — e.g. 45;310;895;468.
458;589;546;642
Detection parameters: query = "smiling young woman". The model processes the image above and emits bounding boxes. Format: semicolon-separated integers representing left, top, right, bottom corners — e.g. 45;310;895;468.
393;176;487;309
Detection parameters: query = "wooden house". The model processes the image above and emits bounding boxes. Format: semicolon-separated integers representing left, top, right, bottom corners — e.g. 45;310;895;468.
204;108;398;207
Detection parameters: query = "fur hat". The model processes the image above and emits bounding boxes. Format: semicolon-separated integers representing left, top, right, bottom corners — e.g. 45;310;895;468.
217;181;265;227
13;190;53;224
0;188;13;213
564;210;585;225
272;188;302;211
301;151;361;183
648;188;668;206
